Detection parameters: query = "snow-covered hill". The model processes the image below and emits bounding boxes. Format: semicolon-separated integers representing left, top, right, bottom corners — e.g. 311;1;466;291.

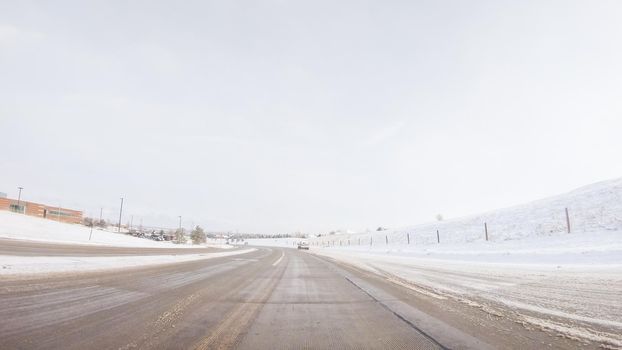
312;177;622;247
0;210;222;248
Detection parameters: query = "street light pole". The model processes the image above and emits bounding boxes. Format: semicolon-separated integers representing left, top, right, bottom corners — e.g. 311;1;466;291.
17;187;23;213
89;211;94;241
118;197;124;233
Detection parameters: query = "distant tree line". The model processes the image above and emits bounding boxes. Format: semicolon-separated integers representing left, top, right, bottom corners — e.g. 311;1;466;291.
228;232;308;239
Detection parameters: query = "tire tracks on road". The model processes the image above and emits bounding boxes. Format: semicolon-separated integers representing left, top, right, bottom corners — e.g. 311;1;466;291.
193;253;287;350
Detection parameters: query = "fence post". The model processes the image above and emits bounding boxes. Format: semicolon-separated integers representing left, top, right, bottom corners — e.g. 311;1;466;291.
385;235;388;245
407;233;410;244
565;207;571;233
370;237;373;246
436;230;440;243
485;222;489;241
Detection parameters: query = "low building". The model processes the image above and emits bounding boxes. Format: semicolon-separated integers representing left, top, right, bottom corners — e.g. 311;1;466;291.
0;197;83;224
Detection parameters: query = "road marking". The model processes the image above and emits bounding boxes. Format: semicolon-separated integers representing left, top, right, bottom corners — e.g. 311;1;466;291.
272;251;284;266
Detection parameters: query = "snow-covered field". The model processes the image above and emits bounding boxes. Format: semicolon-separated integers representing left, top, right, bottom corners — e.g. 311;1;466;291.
250;178;622;347
0;248;256;276
0;210;225;248
0;210;244;275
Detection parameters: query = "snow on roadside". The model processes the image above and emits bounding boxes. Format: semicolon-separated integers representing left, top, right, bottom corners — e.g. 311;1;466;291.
312;247;622;348
0;248;256;276
313;229;622;266
0;210;208;248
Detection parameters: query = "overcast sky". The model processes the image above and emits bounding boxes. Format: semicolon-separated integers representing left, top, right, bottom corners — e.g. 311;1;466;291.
1;0;621;234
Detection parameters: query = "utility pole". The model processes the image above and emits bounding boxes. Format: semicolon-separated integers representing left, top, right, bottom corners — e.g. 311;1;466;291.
89;211;94;241
178;216;182;233
99;207;103;225
17;187;23;213
118;197;124;233
565;208;571;233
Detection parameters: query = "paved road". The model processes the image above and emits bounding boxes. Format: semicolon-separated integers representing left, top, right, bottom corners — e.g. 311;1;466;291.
0;247;588;349
0;238;217;256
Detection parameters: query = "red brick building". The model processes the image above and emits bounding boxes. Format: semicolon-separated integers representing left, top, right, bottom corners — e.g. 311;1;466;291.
0;197;83;224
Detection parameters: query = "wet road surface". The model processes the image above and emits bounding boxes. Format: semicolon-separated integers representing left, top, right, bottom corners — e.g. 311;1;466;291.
0;238;216;256
0;246;588;349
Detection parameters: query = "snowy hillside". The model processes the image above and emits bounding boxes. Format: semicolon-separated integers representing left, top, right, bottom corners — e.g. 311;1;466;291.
312;177;622;247
0;210;197;248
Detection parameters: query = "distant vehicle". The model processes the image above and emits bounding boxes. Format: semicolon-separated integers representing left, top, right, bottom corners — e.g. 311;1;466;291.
150;234;164;241
297;240;309;250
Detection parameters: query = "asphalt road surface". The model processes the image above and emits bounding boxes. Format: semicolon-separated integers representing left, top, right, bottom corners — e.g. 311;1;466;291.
0;238;216;256
0;246;589;349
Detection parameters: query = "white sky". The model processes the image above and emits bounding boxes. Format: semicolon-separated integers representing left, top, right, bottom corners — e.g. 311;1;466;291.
1;0;621;234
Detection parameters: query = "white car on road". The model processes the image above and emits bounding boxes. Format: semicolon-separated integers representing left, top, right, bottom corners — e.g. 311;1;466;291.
297;240;309;250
